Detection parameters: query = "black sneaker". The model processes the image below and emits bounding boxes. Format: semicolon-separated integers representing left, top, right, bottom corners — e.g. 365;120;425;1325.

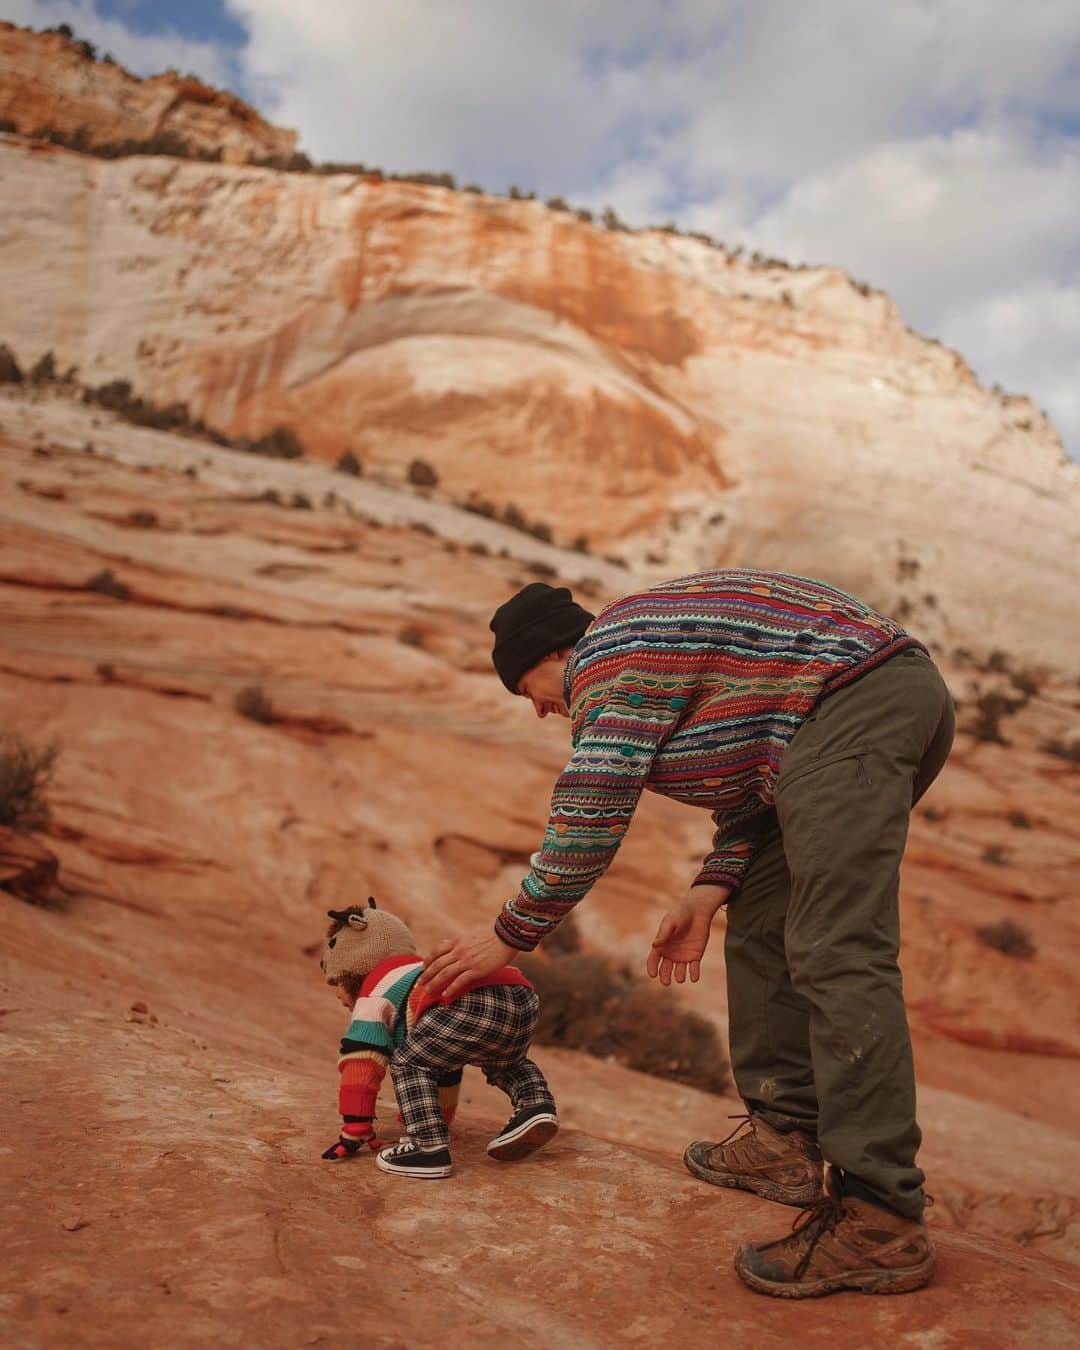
376;1139;453;1179
487;1104;559;1162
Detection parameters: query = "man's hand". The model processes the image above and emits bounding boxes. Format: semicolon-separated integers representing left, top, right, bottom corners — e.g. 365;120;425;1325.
646;890;729;986
420;931;517;1000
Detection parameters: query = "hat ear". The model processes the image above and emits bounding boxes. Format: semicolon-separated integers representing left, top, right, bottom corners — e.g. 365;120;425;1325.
367;896;378;910
347;913;369;930
326;908;349;922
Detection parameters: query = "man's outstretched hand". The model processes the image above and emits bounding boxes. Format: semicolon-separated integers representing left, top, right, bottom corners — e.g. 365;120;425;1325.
646;890;729;986
420;931;517;1000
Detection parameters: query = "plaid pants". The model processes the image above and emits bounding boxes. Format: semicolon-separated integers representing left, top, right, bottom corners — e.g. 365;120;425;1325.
390;985;554;1148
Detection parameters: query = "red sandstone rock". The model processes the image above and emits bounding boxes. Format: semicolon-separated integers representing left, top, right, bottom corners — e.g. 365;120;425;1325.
0;23;296;163
0;827;59;903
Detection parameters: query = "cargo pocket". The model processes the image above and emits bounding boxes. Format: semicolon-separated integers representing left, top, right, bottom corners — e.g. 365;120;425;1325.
775;744;872;796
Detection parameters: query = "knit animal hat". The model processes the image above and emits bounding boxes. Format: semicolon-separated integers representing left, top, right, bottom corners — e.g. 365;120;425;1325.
320;898;417;986
489;582;594;693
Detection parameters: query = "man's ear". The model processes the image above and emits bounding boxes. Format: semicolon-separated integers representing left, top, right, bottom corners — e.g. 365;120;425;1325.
347;913;369;930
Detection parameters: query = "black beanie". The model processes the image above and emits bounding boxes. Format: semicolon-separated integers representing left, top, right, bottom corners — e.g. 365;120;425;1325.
489;583;595;693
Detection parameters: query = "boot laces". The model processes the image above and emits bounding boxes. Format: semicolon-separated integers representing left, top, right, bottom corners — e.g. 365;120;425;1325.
788;1192;846;1279
716;1113;753;1149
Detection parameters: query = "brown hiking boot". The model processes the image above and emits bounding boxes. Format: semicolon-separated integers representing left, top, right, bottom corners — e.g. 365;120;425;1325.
734;1176;936;1298
684;1113;824;1207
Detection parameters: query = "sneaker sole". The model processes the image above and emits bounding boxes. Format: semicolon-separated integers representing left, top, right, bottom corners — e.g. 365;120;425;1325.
487;1115;559;1162
683;1143;824;1208
375;1154;453;1179
734;1247;936;1299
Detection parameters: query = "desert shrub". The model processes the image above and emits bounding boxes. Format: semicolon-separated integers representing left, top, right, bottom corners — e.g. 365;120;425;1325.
1008;810;1032;830
291;492;312;510
546;195;570;211
86;568;130;599
464;495;497;518
520;943;730;1093
519;952;623;1050
336;449;362;476
981;844;1009;866
407;458;439;487
0;343;24;383
966;690;1023;745
599;987;730;1092
28;351;57;384
250;425;304;460
397;625;425;648
233;685;276;724
976;919;1035;959
1040;737;1080;764
571;535;590;554
127;509;158;528
601;206;627;231
0;735;59;832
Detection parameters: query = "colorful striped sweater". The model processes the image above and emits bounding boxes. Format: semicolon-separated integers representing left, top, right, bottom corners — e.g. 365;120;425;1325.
495;568;922;951
337;955;533;1129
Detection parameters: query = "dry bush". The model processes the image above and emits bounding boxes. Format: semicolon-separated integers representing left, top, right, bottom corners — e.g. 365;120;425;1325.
86;568;130;599
1041;737;1080;764
408;458;439;487
0;343;23;383
233;685;276;725
520;939;730;1094
599;986;730;1093
976;919;1036;959
336;449;362;476
0;735;58;832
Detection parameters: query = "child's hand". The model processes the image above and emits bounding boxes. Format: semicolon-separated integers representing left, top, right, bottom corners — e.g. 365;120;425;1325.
322;1137;363;1160
321;1121;381;1159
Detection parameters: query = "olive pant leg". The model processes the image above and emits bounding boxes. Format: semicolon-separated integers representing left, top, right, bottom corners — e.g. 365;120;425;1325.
724;821;818;1128
772;648;955;1219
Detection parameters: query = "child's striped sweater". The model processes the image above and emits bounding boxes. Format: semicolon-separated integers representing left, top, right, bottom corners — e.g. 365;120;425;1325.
495;567;923;951
337;955;533;1135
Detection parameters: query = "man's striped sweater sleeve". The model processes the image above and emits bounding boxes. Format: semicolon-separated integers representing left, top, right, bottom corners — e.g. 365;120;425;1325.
693;805;772;893
496;686;682;951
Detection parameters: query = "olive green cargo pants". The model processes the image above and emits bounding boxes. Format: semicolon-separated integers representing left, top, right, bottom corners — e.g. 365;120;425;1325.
724;647;955;1219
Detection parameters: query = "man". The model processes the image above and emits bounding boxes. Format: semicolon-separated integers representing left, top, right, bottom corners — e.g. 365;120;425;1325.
421;568;954;1298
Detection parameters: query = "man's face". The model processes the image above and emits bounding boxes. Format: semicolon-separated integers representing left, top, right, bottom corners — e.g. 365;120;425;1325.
517;652;569;719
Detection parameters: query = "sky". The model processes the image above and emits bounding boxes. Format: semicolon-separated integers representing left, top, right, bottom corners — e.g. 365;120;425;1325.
5;0;1079;459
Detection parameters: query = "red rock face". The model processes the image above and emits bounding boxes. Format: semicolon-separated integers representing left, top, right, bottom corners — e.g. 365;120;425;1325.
1;93;1078;663
0;23;296;161
2;399;1078;1298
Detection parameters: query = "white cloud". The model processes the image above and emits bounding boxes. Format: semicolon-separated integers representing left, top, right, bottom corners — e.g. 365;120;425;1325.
3;0;233;85
940;281;1080;451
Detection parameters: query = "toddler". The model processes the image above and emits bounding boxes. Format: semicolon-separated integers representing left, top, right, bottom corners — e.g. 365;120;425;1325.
320;898;558;1178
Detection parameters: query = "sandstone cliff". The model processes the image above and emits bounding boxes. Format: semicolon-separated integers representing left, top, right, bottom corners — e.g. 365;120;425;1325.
0;22;296;163
0;25;1078;667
